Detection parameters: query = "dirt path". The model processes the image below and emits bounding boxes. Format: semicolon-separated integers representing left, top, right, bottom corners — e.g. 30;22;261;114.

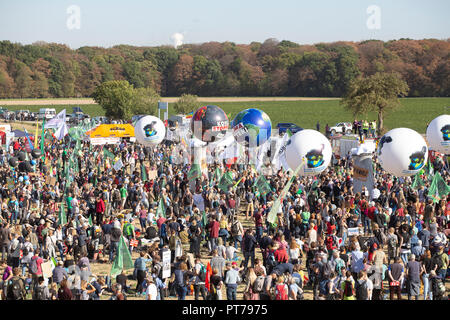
0;97;340;106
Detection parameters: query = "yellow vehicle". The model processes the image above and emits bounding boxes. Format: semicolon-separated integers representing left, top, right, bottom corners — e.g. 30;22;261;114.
87;124;135;138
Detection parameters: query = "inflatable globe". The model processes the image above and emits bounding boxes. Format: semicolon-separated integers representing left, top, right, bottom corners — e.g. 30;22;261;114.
232;108;272;147
426;115;450;154
8;157;18;167
31;148;41;159
377;128;428;177
285;129;332;176
191;105;229;143
134;115;166;146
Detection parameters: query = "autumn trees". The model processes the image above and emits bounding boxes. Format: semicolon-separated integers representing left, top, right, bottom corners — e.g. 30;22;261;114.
0;39;448;99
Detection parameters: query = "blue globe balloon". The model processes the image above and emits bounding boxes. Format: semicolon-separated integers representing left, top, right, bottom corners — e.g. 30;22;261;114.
18;176;23;182
24;176;29;181
232;108;272;147
30;160;36;165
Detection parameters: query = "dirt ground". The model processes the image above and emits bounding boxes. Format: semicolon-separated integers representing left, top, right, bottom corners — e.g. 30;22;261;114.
0;97;339;106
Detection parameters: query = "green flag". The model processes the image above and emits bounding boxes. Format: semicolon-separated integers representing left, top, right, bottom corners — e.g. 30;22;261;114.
267;160;305;225
58;203;67;226
214;167;222;181
253;175;272;196
218;171;234;191
103;148;115;160
156;197;166;218
428;172;450;203
296;188;303;195
141;163;148;182
188;163;202;181
39;118;46;159
110;236;134;277
202;210;208;228
88;215;93;227
411;173;425;190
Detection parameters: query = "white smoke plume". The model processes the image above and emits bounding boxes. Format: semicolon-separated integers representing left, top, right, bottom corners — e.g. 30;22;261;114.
171;33;184;49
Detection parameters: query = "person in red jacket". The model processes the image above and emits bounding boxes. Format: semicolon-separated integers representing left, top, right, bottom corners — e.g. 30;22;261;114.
274;243;289;264
95;196;106;224
208;215;220;255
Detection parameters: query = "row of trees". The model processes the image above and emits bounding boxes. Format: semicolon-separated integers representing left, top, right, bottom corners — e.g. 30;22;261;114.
0;38;448;98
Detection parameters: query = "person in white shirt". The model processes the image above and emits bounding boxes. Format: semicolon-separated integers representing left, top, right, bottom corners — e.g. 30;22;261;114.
146;277;158;300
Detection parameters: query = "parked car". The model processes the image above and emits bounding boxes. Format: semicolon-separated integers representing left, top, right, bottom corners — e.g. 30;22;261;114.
68;113;90;125
92;116;108;125
329;122;353;135
131;115;146;124
276;122;303;135
38;108;56;120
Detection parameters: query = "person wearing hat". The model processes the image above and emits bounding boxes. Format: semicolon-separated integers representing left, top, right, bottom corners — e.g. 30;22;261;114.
144;276;157;300
224;261;241;300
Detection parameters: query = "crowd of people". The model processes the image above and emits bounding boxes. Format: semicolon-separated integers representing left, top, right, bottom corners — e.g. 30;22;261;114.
0;122;448;301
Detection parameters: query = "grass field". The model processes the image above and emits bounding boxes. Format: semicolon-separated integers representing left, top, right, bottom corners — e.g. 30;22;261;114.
1;97;449;133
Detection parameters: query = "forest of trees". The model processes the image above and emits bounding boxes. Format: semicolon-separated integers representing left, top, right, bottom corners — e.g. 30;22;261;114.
0;38;448;99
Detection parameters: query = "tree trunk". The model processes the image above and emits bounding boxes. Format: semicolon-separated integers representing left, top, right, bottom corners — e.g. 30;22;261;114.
378;109;384;136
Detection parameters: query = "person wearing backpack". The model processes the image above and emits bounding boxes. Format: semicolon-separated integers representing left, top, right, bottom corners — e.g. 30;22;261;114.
432;245;449;285
355;270;369;300
32;276;50;300
274;275;288;300
430;270;446;300
6;267;25;300
340;270;356;300
193;258;207;300
29;249;43;288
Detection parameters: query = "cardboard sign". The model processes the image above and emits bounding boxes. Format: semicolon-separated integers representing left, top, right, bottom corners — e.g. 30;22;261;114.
348;227;360;236
148;170;158;180
161;249;171;279
353;165;369;181
46;176;57;185
41;261;54;279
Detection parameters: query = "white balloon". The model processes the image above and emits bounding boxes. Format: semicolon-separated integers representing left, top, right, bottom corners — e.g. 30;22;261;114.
285;129;332;176
426;114;450;154
134;115;166;146
377;128;428;177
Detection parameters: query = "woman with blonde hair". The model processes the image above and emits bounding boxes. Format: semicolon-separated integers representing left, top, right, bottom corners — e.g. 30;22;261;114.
243;267;258;300
289;238;301;265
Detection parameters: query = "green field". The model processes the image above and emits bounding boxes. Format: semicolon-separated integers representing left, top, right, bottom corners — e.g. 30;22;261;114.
2;97;449;133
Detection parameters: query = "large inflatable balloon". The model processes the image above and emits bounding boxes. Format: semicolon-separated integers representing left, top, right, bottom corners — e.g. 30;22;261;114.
285;129;332;176
191;105;229;143
8;157;18;167
426;115;450;154
377;128;428;177
17;151;26;162
31;148;41;159
134;115;166;146
232;108;272;147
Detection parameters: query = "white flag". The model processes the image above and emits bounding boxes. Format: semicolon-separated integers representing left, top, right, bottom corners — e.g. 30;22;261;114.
113;158;124;171
44;109;66;129
55;123;68;140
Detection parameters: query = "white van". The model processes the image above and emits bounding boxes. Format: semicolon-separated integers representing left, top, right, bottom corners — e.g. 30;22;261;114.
38;108;56;120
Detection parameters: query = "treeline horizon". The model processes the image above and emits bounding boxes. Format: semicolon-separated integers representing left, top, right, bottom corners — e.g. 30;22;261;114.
0;38;448;99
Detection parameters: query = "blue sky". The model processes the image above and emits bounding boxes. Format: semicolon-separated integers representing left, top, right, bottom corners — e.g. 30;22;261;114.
0;0;448;48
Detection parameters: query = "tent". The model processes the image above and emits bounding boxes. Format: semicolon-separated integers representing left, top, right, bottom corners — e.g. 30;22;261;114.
12;129;27;138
